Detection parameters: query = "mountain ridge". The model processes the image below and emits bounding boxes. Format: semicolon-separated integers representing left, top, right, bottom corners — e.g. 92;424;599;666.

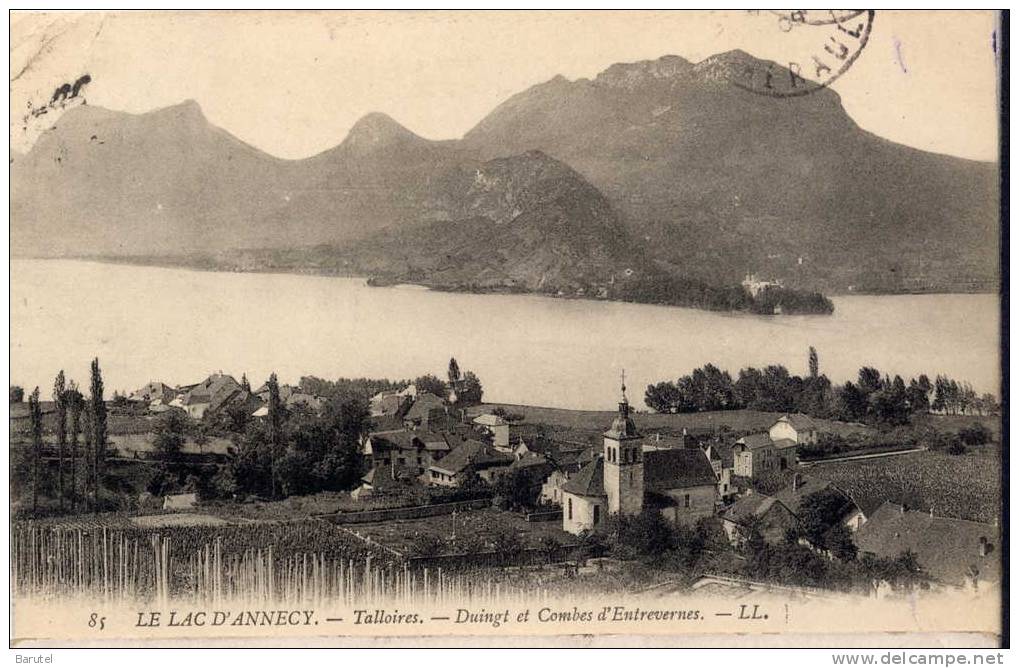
11;51;998;295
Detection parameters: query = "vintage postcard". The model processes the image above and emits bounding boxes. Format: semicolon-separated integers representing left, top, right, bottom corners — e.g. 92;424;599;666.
8;10;1004;649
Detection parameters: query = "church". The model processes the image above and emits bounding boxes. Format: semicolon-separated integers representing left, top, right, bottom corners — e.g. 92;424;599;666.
561;379;719;535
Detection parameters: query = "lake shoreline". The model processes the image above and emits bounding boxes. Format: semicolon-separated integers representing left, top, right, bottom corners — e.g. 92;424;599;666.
20;253;998;299
26;253;841;317
11;258;999;408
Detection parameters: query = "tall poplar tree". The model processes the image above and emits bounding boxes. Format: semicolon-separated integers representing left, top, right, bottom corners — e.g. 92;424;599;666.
66;381;82;511
28;387;42;514
88;358;108;511
53;370;67;510
447;357;461;387
267;373;284;499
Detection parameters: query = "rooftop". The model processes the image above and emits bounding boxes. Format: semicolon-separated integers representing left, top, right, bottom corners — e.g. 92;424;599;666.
723;491;788;524
773;474;855;516
853;502;1001;588
562;457;606;497
736;433;773;450
405;392;446;421
775;414;817;431
429;439;512;475
644;448;718;491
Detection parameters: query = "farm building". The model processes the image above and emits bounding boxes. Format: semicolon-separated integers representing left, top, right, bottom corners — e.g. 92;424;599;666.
853;502;1000;592
364;428;451;477
721;492;799;548
703;440;736;500
769;414;819;445
773;473;867;532
426;439;514;487
472;413;511;449
179;373;245;420
403;392;447;428
128;381;176;407
539;446;596;505
731;414;819;477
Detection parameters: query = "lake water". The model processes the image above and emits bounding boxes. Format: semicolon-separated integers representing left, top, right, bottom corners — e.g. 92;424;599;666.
10;259;1001;410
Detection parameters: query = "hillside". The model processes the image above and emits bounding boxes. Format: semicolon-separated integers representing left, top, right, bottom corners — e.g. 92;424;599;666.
11;52;999;294
341;151;642;292
92;150;830;313
10;104;467;256
462;53;1000;292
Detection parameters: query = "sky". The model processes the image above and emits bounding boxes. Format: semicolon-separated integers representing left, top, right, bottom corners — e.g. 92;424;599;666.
10;10;1001;161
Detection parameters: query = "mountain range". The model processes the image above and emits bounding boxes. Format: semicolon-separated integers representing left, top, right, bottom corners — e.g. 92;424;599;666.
11;51;999;295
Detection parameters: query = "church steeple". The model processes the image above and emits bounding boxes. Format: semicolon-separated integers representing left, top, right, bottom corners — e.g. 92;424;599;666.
603;369;644;517
605;369;639;440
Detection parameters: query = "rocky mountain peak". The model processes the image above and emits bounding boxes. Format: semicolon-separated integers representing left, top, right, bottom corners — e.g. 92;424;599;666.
594;55;694;89
341;112;421;152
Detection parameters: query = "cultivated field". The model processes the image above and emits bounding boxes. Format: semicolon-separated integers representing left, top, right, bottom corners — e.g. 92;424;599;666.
130;513;229;528
351;508;573;555
810;447;1001;523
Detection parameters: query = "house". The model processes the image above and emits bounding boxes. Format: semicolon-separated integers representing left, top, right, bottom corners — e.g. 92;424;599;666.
128;382;175;407
541;469;570;506
253;383;325;414
426;439;513;487
366;413;405;434
512;438;532;459
561;381;718;535
180;373;245;420
721;492;799;548
363;428;451;477
490;450;551;476
742;273;783;297
730;414;819;477
472;413;510;449
403;392;447;428
487;452;555;496
773;473;867;532
769;414;819;445
183;392;213;420
352;463;405;500
168;383;197;410
370;390;412;418
285;391;324;413
228;392;265;420
703;440;736;500
539;446;596;505
732;433;798;477
853;502;1001;592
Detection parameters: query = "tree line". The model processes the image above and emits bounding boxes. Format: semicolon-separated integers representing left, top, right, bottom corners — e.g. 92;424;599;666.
296;357;483;407
613;273;835;315
12;358;109;515
644;347;999;426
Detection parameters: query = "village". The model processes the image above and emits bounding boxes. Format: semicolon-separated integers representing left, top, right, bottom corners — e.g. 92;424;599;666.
9;356;1002;604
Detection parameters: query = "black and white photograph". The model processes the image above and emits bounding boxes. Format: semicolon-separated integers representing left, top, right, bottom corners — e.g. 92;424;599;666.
7;9;1006;650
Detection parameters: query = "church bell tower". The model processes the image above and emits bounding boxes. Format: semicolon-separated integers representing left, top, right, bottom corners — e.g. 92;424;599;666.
603;371;644;516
